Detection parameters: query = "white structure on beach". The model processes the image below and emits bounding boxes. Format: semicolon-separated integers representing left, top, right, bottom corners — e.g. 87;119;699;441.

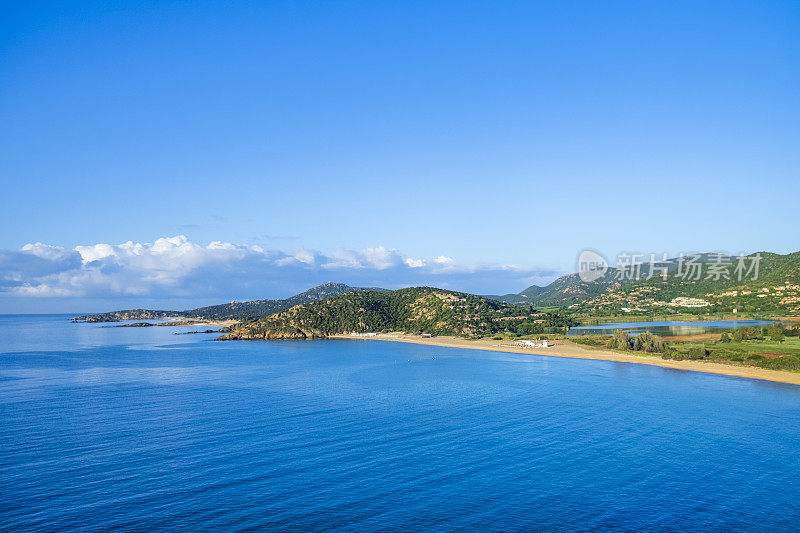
513;339;551;349
350;332;399;338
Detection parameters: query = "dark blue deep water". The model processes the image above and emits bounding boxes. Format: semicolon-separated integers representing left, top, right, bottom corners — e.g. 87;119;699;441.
2;315;800;532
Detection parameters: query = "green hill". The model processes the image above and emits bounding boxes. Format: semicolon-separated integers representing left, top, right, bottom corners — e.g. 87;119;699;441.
487;271;625;307
490;251;800;316
181;282;386;320
576;251;800;316
217;287;575;340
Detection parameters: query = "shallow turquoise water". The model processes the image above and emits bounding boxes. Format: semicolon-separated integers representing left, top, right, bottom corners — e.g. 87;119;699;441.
2;315;799;531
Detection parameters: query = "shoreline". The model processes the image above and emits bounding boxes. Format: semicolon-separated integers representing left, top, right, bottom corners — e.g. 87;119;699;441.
159;318;238;328
330;334;800;386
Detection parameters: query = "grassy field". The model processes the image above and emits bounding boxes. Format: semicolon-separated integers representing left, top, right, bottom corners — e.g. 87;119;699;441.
677;336;800;372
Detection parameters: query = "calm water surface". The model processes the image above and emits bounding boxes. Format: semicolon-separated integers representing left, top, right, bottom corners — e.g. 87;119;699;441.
2;315;799;531
568;319;776;337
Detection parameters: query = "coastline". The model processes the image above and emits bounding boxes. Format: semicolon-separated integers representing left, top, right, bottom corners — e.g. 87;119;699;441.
330;333;800;386
160;318;238;328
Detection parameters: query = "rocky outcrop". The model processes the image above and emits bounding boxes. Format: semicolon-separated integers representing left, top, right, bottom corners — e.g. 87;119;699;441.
216;327;327;340
72;310;179;323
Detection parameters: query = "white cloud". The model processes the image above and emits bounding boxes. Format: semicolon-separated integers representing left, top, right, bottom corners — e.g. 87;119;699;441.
276;248;317;266
76;243;118;263
14;283;76;297
21;242;72;261
0;236;561;302
322;248;363;269
362;246;401;270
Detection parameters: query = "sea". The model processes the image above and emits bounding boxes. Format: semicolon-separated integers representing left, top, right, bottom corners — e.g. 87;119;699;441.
2;314;799;532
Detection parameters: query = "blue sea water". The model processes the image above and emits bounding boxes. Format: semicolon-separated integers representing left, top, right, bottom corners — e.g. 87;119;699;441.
2;315;800;532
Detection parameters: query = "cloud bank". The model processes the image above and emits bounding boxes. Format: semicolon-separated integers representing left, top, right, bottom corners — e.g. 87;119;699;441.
0;236;559;308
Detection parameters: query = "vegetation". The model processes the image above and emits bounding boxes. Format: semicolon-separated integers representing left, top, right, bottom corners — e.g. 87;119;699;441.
219;287;577;340
667;333;800;371
72;309;179;322
490;251;800;318
571;322;800;372
768;323;785;342
634;333;665;353
578;330;664;354
608;330;632;350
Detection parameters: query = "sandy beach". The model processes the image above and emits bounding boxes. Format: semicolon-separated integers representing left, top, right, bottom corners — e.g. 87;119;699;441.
332;333;800;386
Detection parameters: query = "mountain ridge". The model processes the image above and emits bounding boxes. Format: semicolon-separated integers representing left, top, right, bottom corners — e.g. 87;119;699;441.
488;251;800;315
72;282;385;322
217;286;575;340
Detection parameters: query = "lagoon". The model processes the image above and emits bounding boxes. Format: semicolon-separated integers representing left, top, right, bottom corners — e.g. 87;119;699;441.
568;319;776;337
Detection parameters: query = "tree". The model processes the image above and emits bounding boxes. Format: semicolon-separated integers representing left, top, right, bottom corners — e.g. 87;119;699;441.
768;323;785;342
688;346;709;359
610;330;632;350
719;332;731;343
633;332;664;353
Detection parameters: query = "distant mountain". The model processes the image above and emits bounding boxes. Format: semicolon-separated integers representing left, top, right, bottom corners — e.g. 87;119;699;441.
72;282;385;322
489;251;800;315
180;282;386;320
71;309;181;323
487;271;624;307
217;286;575;340
73;251;800;325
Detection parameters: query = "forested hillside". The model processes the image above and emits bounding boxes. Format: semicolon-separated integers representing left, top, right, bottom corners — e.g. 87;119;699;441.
218;287;575;340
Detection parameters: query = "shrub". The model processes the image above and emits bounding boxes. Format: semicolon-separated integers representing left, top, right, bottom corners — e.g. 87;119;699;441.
687;346;709;360
633;333;665;353
572;336;602;347
609;330;632;350
719;332;731;343
661;349;680;360
760;356;800;371
732;326;765;342
767;323;785;342
667;350;688;361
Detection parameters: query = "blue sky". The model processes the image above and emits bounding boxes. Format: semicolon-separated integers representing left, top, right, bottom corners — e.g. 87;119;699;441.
1;1;799;311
